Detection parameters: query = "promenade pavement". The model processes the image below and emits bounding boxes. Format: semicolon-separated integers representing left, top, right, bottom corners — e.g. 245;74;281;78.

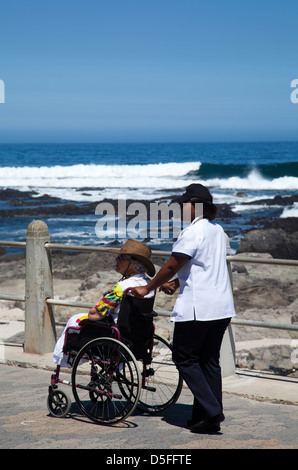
1;320;298;450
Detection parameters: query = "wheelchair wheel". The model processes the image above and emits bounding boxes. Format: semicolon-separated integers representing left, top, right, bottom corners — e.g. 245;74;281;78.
47;389;71;418
71;337;141;425
137;333;183;414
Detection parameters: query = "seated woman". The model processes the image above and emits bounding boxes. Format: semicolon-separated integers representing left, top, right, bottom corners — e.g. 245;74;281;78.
53;240;155;367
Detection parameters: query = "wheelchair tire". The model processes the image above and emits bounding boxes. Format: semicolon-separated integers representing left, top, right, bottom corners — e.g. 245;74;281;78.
137;333;183;414
71;337;141;425
47;389;71;418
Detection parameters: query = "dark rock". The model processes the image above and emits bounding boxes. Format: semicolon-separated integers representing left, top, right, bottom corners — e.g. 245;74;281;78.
216;203;238;219
232;264;248;274
263;217;298;234
0;189;239;223
244;194;298;206
237;217;298;259
0;188;38;199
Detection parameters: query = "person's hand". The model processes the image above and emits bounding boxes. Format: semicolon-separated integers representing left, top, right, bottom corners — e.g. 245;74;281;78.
131;286;150;298
159;281;177;295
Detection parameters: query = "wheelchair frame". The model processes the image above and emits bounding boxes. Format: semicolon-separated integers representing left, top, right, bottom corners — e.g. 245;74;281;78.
48;318;183;425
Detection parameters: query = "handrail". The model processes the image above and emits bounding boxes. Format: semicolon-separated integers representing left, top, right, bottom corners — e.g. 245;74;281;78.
226;255;298;267
0;239;297;334
44;298;298;331
231;318;298;331
44;242;171;257
45;242;298;265
0;294;294;332
0;293;25;302
0;240;26;247
1;293;297;332
45;298;175;318
1;239;298;265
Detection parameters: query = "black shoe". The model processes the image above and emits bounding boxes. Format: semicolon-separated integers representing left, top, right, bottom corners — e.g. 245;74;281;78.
190;413;225;434
188;413;224;427
188;420;221;433
186;419;195;427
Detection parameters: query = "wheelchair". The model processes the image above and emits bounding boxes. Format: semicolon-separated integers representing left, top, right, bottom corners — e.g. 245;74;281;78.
47;295;183;425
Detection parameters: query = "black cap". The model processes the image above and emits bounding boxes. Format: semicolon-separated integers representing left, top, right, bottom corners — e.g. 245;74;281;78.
172;183;213;204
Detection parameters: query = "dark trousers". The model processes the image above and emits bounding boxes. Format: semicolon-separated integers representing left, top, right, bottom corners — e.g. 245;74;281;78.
172;318;231;421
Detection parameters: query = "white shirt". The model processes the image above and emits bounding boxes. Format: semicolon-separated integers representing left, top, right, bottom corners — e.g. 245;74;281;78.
171;217;236;322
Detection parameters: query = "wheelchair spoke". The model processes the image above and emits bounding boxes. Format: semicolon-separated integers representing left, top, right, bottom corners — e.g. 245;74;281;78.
137;334;183;414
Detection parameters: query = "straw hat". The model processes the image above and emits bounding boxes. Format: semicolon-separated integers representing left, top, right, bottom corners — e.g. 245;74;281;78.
108;240;156;277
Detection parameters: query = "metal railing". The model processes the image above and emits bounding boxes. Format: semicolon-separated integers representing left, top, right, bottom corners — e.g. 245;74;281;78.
2;239;297;265
1;238;297;330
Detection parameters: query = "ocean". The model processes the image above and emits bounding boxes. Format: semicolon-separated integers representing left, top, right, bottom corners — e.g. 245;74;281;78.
0;142;297;254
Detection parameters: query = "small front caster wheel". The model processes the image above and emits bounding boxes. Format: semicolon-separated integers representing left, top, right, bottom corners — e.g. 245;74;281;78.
47;389;71;417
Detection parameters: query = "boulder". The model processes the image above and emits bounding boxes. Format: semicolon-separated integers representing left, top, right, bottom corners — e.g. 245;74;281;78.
237;217;298;259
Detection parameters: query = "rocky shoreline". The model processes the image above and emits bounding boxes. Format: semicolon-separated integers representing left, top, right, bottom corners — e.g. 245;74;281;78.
0;188;237;220
1;187;298;257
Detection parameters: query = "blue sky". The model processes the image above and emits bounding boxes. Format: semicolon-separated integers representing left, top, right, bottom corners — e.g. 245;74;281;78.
0;0;298;143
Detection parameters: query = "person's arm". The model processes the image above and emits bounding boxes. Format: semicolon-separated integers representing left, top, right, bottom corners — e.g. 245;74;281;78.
159;278;180;295
131;255;188;298
88;307;105;321
88;284;124;321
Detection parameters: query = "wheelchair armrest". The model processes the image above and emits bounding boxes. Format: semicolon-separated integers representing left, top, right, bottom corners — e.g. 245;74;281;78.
141;310;158;318
78;317;114;328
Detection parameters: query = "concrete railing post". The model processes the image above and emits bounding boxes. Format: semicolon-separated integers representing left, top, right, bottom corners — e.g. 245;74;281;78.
24;220;56;353
220;235;236;377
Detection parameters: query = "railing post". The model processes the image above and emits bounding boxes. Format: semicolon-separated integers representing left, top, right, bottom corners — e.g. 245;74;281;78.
24;220;56;353
220;235;236;377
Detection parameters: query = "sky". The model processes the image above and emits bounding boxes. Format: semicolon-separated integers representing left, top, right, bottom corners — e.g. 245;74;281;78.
0;0;298;143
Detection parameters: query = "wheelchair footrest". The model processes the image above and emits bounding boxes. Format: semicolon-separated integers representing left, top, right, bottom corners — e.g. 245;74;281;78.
143;385;156;392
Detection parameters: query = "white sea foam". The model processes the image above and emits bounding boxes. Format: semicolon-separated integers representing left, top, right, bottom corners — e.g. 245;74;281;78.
1;163;297;203
280;202;298;218
0;161;200;186
0;161;202;201
232;204;270;213
202;169;298;191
